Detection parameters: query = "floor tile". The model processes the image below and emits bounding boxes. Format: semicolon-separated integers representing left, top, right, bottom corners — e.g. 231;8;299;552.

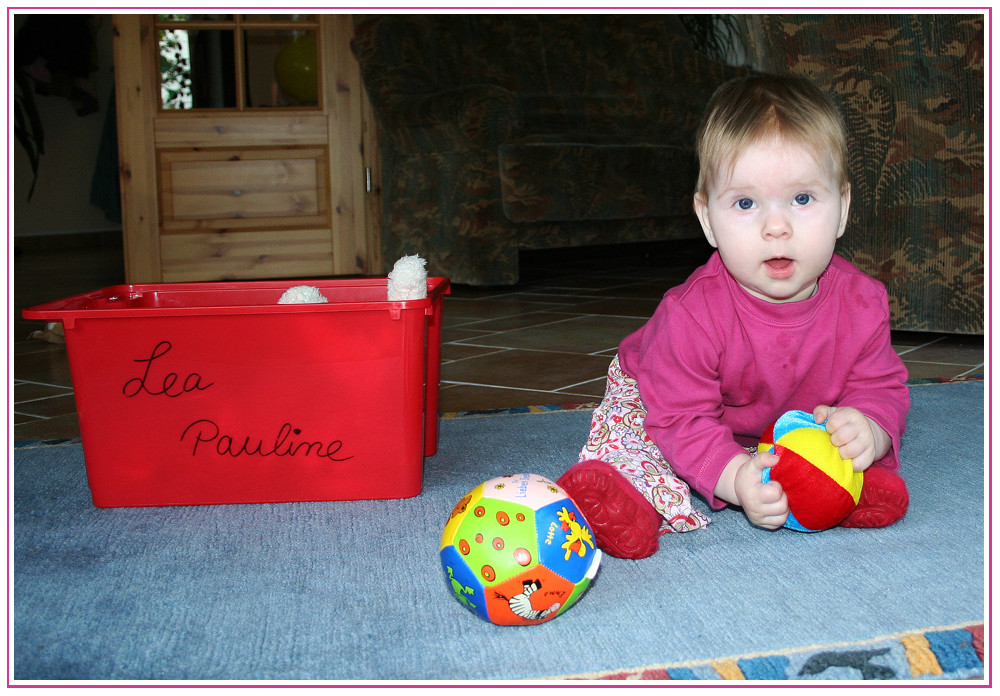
891;331;941;349
903;361;983;381
450;311;577;333
12;350;75;388
14;381;75;402
12;413;82;441
13;393;79;419
441;349;612;392
505;290;613;304
443;296;564;322
452;315;646;354
14;412;45;425
530;274;647;291
554;376;608;399
439;384;598;413
899;336;984;365
586;280;675;299
567;297;662;318
441;343;507;363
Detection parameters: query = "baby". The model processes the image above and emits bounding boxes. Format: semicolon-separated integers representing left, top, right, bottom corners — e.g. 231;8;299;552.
558;74;911;559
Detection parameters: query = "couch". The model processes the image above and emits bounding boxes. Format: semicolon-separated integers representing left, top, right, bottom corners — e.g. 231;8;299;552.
743;14;985;334
351;14;748;286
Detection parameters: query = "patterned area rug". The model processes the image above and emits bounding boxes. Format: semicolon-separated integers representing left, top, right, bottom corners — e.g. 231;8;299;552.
12;381;986;682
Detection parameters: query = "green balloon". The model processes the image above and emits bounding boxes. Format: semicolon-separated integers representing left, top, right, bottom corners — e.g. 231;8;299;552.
274;34;317;103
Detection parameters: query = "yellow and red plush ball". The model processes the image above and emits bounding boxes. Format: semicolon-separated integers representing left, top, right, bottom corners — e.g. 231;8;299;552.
759;410;863;532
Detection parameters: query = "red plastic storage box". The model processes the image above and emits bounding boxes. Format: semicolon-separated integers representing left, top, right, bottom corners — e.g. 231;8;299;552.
22;277;450;507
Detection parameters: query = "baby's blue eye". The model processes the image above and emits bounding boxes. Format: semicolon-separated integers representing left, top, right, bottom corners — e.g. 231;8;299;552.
737;198;755;210
793;193;813;205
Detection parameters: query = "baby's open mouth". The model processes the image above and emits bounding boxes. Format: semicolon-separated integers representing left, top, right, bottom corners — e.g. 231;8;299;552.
765;258;793;271
764;257;795;278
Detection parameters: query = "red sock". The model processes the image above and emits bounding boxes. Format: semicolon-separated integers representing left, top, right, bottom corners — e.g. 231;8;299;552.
557;460;662;559
839;466;909;528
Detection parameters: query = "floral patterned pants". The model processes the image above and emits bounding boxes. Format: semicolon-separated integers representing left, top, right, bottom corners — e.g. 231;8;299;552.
578;355;712;532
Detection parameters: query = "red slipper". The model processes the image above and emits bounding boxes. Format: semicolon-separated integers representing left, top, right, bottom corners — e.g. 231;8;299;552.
557;460;662;559
839;466;909;528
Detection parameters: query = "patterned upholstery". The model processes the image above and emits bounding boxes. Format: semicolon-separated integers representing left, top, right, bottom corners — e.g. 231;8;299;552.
353;14;984;333
352;15;747;285
744;14;985;334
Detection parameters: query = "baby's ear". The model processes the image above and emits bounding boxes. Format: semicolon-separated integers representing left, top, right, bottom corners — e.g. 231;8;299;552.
837;184;852;239
693;192;718;248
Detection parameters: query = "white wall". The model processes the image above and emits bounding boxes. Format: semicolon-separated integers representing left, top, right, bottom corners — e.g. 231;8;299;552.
13;14;119;237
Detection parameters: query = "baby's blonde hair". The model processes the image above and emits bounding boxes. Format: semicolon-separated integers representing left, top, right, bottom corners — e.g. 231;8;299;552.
695;74;850;195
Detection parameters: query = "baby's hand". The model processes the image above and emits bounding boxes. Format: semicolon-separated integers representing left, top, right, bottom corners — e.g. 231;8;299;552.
734;451;789;530
813;405;890;472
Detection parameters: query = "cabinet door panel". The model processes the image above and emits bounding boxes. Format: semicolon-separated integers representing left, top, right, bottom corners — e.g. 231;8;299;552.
159;148;329;229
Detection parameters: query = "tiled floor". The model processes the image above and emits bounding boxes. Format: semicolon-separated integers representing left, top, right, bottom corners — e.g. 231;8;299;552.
12;237;985;441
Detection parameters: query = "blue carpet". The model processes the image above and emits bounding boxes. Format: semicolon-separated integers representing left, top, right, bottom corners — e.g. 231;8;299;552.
12;381;985;681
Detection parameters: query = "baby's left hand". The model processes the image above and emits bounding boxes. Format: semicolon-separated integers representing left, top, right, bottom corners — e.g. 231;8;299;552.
813;405;890;472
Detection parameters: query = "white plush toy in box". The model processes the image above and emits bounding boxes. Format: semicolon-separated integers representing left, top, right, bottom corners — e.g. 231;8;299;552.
387;254;428;301
278;285;329;304
276;254;427;305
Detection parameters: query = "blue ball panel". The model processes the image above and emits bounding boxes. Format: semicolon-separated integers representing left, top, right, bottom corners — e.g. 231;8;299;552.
772;409;823;441
534;499;600;584
440;545;490;622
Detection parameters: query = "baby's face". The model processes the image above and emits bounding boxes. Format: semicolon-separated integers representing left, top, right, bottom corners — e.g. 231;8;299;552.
693;138;851;303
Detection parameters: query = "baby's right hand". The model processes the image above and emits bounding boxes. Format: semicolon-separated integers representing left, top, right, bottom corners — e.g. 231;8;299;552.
734;451;789;530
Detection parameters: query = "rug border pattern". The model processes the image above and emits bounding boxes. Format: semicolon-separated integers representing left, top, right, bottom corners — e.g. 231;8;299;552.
546;622;985;681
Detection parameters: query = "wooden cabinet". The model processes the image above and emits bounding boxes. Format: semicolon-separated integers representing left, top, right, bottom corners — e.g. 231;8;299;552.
112;14;381;283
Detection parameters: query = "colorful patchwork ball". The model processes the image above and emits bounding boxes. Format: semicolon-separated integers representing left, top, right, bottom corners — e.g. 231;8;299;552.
440;473;602;625
759;410;864;532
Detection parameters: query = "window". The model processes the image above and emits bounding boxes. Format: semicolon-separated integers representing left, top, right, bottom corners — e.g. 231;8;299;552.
157;14;319;111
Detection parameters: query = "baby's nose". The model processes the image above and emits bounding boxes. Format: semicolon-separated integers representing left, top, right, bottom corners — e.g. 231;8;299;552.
762;209;792;239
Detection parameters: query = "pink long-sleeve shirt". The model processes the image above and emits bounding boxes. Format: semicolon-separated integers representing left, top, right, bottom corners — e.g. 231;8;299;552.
618;252;909;509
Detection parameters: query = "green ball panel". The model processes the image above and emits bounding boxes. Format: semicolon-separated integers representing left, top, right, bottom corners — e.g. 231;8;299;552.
452;498;539;587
